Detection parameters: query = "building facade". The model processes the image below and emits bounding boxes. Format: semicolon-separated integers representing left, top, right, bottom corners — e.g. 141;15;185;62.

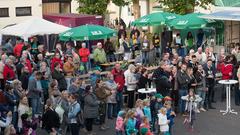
0;0;42;29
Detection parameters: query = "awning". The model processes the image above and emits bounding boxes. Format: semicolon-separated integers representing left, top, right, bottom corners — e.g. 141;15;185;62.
200;10;240;21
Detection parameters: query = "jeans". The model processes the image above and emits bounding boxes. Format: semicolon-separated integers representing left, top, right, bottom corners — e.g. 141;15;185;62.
80;62;89;74
65;77;72;90
107;103;117;118
107;54;116;62
196;88;206;108
178;48;185;57
142;51;149;65
116;91;123;113
69;123;79;135
178;89;188;114
30;98;41;117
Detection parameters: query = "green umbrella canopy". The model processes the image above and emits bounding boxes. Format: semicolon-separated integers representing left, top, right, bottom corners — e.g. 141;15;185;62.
59;24;116;41
169;13;215;29
132;11;180;26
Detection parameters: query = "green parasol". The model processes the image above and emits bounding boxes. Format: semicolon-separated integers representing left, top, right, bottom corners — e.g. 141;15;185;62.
59;24;116;41
132;11;180;26
169;13;215;29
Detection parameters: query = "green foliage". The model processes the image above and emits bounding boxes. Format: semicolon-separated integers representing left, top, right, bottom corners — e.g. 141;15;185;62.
112;0;129;6
76;0;128;16
76;0;109;15
158;0;214;15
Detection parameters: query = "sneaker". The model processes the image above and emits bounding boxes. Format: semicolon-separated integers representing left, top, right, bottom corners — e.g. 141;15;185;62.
200;108;206;112
99;126;106;130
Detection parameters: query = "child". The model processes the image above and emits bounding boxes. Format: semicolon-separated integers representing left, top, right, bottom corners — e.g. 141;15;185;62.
139;116;153;135
143;99;152;124
164;101;176;134
125;110;137;135
115;111;126;135
158;107;170;135
154;93;163;133
135;99;144;130
181;89;202;130
21;113;37;135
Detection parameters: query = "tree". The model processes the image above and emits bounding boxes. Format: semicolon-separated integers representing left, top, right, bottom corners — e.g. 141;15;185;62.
158;0;214;15
132;0;140;19
112;0;129;17
76;0;110;15
76;0;128;16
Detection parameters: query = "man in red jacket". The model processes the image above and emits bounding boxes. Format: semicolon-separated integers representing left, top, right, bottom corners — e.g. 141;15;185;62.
3;59;16;82
111;63;125;113
78;42;90;74
13;39;24;58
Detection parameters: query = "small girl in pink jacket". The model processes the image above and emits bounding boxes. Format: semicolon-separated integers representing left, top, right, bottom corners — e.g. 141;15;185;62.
115;110;126;135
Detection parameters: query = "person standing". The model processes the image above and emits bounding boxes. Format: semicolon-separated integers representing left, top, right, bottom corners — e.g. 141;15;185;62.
152;61;171;97
28;72;43;117
125;65;138;108
195;64;207;112
79;42;90;74
68;94;81;135
3;38;13;55
63;56;75;89
52;63;67;91
104;38;116;62
84;86;99;135
203;59;216;109
42;99;60;133
176;64;189;114
152;33;161;58
141;35;150;65
185;32;194;53
95;79;112;130
3;59;16;82
111;63;125;113
93;42;107;67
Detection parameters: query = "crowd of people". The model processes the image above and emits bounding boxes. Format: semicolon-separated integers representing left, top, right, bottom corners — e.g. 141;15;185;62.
0;24;240;135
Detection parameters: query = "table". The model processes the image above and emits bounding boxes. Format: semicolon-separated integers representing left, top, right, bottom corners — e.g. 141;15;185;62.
138;88;156;94
218;79;238;115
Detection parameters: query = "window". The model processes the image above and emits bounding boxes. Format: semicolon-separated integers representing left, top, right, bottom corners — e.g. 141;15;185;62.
16;7;32;16
0;8;9;17
60;2;71;13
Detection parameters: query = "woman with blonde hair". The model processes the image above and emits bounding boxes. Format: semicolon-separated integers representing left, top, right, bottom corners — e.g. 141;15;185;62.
17;96;31;133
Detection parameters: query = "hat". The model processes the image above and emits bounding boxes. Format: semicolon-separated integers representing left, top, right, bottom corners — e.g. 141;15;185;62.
155;93;163;99
140;128;148;135
164;96;172;101
127;128;138;134
118;111;125;117
94;66;102;71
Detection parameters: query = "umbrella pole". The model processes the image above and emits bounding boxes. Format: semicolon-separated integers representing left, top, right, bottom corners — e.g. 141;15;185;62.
88;40;92;71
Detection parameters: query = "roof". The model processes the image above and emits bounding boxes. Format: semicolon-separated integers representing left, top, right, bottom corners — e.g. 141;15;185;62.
43;13;102;19
200;10;240;21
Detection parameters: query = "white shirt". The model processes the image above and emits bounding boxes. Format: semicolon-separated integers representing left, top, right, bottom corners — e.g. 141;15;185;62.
158;113;169;132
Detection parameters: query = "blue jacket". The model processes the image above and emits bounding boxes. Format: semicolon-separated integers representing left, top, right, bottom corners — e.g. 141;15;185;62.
143;106;152;122
166;108;175;127
68;101;80;124
126;118;137;135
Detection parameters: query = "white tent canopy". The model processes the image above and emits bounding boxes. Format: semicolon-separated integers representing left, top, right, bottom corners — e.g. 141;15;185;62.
0;17;70;40
200;10;240;21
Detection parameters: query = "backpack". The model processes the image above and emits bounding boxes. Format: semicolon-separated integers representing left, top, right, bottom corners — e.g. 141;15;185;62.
77;109;84;125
